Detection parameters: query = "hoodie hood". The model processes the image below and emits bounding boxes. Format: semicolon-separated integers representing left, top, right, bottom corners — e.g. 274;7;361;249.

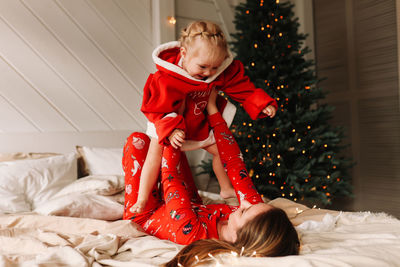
152;41;234;84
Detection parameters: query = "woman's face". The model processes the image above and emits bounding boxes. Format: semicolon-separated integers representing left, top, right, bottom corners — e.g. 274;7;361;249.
228;200;273;238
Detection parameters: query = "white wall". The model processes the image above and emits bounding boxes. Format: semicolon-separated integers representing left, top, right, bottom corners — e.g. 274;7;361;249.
0;0;172;153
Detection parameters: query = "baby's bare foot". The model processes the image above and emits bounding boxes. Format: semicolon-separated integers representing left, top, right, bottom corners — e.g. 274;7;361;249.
130;199;147;213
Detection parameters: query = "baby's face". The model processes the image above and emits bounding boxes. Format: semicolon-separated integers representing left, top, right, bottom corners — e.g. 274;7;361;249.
181;40;226;80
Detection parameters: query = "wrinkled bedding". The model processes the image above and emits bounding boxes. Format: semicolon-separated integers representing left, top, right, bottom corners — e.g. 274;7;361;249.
1;197;399;267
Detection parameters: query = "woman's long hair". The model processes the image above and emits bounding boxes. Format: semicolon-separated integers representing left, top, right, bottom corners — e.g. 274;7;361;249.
163;207;300;266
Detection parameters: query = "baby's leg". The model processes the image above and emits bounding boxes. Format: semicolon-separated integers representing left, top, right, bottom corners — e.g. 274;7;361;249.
133;137;163;213
204;143;236;199
123;133;162;224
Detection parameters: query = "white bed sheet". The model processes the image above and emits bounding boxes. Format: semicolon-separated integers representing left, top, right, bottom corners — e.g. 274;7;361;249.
1;153;399;267
0;196;399;267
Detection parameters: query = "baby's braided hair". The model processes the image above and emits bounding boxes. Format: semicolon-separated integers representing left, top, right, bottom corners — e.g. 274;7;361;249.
179;21;228;56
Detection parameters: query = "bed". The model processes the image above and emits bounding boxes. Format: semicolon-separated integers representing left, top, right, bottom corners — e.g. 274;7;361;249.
0;148;399;267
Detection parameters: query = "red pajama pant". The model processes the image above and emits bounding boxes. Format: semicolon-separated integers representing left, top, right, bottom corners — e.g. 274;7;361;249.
123;112;262;245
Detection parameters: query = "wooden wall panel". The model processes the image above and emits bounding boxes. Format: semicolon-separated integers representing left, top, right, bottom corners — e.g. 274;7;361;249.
358;96;400;216
0;0;155;152
0;3;105;131
0;55;76;132
314;0;348;93
314;0;400;217
354;0;398;97
0;95;38;132
175;0;237;40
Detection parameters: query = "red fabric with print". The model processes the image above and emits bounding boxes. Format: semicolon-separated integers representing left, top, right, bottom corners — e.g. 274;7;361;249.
123;112;262;245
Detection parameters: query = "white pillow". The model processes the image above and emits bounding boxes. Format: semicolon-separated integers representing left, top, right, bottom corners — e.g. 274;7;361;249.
0;153;77;212
34;193;123;220
54;174;125;197
81;146;124;175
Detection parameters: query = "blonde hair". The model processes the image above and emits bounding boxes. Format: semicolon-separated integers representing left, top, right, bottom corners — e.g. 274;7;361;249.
163;207;300;267
179;20;228;58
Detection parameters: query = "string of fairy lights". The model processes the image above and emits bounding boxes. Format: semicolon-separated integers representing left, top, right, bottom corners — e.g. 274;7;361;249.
229;0;342;204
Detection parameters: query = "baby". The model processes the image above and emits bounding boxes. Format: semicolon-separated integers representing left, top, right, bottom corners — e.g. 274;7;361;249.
133;21;277;213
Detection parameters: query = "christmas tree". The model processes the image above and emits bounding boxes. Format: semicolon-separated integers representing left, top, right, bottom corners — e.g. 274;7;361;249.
201;0;353;205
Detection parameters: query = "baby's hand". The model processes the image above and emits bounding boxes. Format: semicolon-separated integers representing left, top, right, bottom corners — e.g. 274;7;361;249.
169;129;185;149
263;105;277;118
130;199;147;213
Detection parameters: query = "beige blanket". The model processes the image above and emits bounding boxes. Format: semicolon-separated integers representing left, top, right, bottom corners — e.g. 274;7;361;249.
1;198;399;267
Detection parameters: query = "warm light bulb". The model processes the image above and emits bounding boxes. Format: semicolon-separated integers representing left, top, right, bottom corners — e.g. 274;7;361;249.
167;16;176;25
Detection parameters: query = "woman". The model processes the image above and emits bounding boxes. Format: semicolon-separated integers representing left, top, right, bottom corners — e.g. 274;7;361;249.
123;91;299;265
